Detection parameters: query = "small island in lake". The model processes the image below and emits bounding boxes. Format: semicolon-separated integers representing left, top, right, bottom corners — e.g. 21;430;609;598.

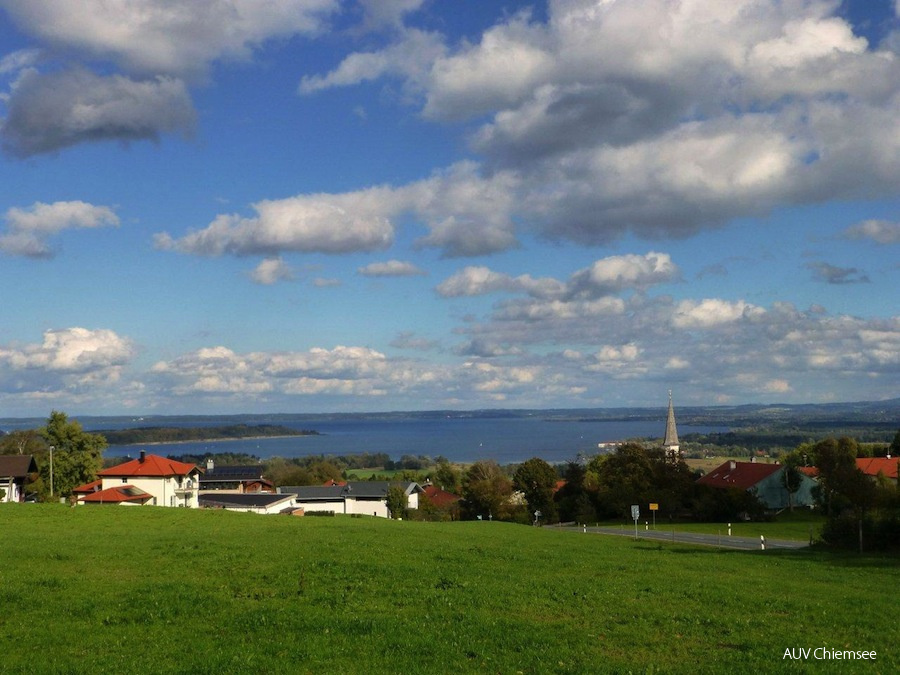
99;424;319;445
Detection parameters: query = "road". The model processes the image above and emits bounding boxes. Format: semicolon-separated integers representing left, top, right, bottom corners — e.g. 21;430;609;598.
561;525;810;550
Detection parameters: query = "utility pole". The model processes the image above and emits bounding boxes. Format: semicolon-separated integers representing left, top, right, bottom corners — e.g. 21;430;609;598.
49;446;55;498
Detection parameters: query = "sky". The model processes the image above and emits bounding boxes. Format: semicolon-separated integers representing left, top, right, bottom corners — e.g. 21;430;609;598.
0;0;898;417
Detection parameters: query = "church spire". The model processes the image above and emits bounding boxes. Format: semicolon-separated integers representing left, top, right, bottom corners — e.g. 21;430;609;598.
663;390;680;458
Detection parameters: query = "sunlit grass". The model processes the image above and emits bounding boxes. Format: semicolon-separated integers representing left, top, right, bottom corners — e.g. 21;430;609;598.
1;505;896;673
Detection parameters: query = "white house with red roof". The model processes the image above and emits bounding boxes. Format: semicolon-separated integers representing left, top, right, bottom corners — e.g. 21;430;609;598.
89;451;202;508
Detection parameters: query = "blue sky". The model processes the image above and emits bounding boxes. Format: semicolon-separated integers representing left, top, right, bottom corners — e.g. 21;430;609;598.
0;0;898;416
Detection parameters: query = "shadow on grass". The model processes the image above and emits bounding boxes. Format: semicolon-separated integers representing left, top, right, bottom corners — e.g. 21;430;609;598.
632;541;900;567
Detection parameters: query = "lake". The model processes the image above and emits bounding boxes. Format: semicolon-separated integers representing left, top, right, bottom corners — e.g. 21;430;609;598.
70;414;729;464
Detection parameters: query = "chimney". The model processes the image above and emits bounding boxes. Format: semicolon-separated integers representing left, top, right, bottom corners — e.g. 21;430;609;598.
139;450;146;463
206;458;214;472
729;460;736;470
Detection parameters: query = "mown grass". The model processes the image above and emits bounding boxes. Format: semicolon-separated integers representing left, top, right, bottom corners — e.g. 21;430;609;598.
1;505;896;674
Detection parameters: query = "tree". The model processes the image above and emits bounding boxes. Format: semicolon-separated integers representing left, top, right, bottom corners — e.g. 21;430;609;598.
461;460;512;520
0;429;44;456
589;443;655;519
433;458;461;494
513;457;558;523
890;429;900;457
38;411;106;499
811;437;872;517
307;460;343;484
386;485;407;519
264;458;314;487
780;452;805;513
555;461;596;523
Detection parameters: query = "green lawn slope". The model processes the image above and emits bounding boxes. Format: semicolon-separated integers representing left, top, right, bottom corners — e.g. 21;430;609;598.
1;505;896;673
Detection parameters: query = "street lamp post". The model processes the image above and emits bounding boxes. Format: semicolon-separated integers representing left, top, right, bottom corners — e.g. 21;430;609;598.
49;446;54;498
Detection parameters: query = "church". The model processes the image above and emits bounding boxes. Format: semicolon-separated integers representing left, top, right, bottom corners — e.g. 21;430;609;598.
663;390;680;459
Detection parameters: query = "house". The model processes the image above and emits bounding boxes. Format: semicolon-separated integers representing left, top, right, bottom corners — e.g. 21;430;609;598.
82;485;155;506
278;481;424;518
199;458;274;494
0;455;38;503
199;492;296;514
72;479;103;503
696;460;818;510
855;457;899;484
94;451;202;507
421;484;461;519
422;484;461;509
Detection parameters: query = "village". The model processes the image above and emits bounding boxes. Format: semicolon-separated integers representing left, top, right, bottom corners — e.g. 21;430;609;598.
3;398;897;549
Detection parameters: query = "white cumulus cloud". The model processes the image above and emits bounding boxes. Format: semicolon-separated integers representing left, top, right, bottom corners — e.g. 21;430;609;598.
0;0;337;77
357;259;425;277
250;257;295;285
0;200;119;257
7;327;133;371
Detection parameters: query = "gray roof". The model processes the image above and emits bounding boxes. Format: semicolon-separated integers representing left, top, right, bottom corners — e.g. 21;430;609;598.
0;455;38;478
279;485;345;500
279;481;423;501
200;493;295;509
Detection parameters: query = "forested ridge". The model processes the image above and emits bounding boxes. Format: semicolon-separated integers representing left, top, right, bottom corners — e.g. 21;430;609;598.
99;424;318;445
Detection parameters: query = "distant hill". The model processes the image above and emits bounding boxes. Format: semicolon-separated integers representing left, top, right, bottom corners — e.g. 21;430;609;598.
98;424;318;445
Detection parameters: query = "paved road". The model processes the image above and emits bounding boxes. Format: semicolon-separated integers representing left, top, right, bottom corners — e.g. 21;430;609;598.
561;525;809;550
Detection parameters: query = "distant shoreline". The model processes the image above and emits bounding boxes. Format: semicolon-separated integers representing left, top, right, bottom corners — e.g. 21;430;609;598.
110;434;317;447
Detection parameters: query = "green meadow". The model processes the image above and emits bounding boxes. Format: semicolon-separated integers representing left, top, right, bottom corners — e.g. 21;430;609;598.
1;506;896;674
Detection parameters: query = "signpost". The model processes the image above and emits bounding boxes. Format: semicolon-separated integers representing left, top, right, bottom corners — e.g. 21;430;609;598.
649;503;658;530
631;504;640;540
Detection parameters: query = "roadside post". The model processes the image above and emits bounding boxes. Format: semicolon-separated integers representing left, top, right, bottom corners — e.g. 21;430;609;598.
631;504;640;540
760;535;766;551
649;503;658;529
728;522;732;536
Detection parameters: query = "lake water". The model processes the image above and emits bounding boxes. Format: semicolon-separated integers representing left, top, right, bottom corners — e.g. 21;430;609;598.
65;414;729;464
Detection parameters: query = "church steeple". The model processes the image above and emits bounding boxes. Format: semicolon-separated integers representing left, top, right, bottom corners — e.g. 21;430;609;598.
663;390;680;458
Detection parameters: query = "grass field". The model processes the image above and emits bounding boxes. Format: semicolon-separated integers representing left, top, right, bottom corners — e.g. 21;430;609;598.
1;505;897;674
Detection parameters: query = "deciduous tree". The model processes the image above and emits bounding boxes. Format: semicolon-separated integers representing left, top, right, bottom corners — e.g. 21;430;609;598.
461;460;512;520
0;429;44;456
386;485;407;519
432;458;461;494
513;457;558;523
38;411;106;499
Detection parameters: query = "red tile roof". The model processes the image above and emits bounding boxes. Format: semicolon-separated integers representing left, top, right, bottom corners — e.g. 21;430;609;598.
98;453;199;478
696;461;781;490
72;479;102;494
423;485;461;508
856;457;899;480
82;485;154;504
798;466;820;478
